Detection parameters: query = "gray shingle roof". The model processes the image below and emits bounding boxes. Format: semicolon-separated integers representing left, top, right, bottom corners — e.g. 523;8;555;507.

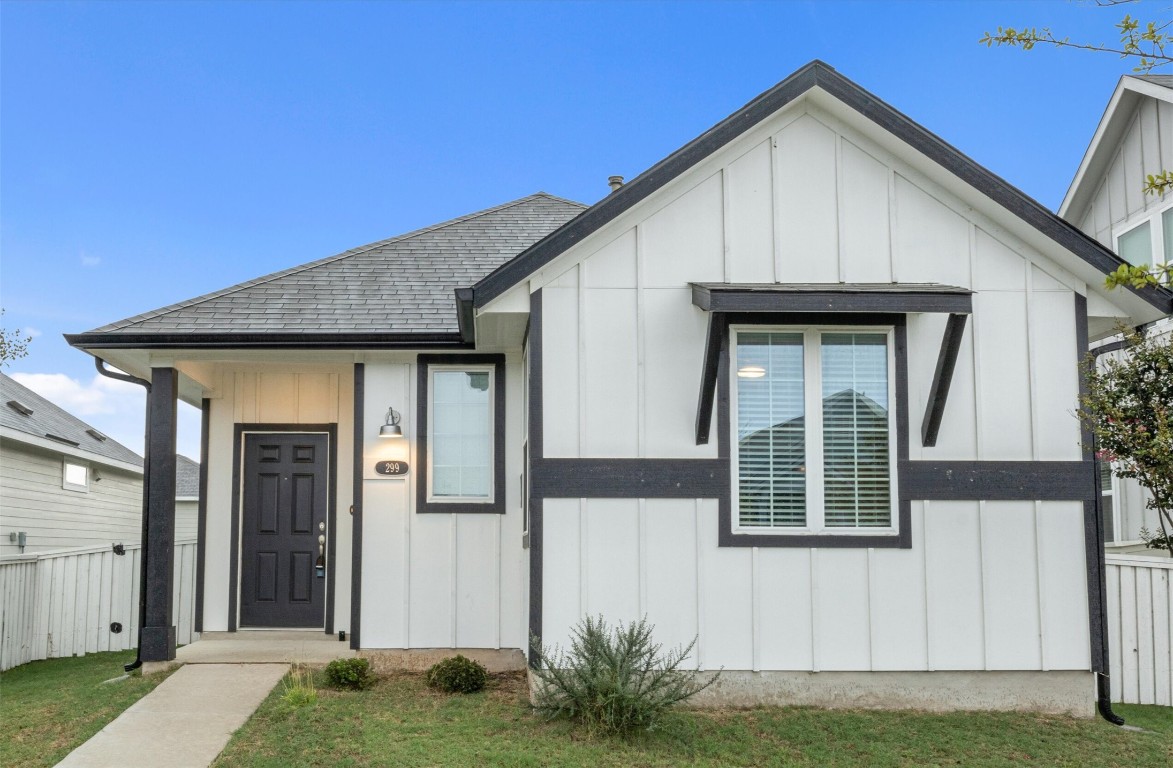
0;373;143;467
1134;74;1173;89
81;193;585;338
175;455;200;497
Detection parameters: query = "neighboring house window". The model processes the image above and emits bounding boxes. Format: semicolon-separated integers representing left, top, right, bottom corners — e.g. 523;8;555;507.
416;354;506;514
1163;208;1173;271
732;327;896;534
62;460;89;492
1100;460;1115;543
1116;220;1152;267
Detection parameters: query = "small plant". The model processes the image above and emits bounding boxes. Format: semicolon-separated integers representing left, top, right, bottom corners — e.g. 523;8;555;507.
324;657;373;690
530;615;719;735
1139;527;1173;553
425;654;488;694
280;663;317;707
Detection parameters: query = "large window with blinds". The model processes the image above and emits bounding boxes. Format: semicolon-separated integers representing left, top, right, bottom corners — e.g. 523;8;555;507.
732;326;897;533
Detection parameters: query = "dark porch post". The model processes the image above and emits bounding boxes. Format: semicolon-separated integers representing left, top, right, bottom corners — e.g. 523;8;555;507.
141;367;178;662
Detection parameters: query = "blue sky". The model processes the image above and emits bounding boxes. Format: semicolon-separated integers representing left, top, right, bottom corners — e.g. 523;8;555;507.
1;0;1166;457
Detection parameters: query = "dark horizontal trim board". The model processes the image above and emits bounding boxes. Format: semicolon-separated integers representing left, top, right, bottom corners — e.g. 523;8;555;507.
900;461;1096;501
65;332;472;350
531;459;728;498
691;284;973;314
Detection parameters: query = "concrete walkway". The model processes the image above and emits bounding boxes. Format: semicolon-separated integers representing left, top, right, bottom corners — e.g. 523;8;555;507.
56;664;287;768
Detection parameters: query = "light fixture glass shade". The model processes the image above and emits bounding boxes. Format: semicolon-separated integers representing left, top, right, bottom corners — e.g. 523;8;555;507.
379;407;404;438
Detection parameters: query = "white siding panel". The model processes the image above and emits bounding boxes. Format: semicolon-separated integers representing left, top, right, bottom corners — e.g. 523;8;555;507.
1091;191;1111;246
643;500;700;663
643;289;714;458
1028;288;1082;461
360;480;410;648
981;502;1042;670
641;174;725;289
297;373;338;424
1037;502;1092;670
870;506;929;670
542;286;580;457
974;229;1026;292
256;373;298;423
582;229;637;289
756;547;814;670
974;291;1032;461
698;502;753;670
839;139;891;283
583;499;640;620
1159;102;1173;191
1122;116;1145;218
908;313;977;461
1139;100;1162;210
1107;153;1127;226
814;549;871;671
581;289;639;456
725;140;776;283
774;114;839;282
891;175;970;290
925;502;985;669
541;499;581;651
407;514;453;648
455;515;499;648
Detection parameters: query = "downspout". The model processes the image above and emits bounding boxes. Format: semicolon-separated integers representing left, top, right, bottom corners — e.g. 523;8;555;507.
94;358;152;673
1085;328;1148;726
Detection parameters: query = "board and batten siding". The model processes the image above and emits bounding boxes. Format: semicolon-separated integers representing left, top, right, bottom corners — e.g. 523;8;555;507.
1106;553;1173;705
0;439;143;556
1075;94;1173;248
358;358;528;650
534;103;1091;673
200;366;354;633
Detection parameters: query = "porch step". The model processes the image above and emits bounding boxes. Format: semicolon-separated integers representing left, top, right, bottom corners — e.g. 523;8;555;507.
176;631;354;665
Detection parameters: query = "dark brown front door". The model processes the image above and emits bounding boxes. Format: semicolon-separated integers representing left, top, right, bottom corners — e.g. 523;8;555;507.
240;432;329;628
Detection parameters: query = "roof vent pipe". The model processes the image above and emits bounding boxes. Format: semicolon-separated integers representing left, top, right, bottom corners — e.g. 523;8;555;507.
608;175;624;193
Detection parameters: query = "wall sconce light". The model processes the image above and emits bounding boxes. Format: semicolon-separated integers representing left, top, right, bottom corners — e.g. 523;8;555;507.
379;407;404;438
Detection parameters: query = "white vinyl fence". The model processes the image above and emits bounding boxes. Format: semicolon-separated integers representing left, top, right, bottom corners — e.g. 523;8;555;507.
1107;552;1173;706
0;540;198;671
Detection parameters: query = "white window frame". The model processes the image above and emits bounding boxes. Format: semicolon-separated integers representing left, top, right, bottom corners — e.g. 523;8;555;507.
425;363;496;505
729;324;899;536
62;459;89;492
1112;200;1173;271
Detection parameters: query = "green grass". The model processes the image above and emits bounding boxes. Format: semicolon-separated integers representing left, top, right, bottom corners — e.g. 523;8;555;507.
214;670;1173;767
0;650;175;768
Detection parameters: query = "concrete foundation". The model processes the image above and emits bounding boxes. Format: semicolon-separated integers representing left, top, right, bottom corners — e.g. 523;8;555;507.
683;670;1095;716
176;630;354;665
530;669;1095;717
362;647;527;673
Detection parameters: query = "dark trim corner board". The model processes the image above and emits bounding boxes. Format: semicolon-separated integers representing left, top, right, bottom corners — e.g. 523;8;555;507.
415;354;507;515
350;364;364;650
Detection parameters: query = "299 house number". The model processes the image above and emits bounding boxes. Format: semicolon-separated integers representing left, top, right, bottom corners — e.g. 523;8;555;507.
374;460;409;476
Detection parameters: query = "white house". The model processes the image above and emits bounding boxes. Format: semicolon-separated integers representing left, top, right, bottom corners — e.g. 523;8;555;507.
1058;73;1173;552
64;62;1173;716
0;372;144;555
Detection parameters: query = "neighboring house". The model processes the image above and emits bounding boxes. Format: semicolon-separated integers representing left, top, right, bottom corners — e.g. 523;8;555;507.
0;373;203;555
1058;74;1173;553
175;454;201;542
64;62;1173;715
0;372;143;555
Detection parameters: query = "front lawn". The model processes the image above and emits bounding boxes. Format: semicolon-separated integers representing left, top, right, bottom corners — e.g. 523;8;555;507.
214;669;1172;767
0;651;174;768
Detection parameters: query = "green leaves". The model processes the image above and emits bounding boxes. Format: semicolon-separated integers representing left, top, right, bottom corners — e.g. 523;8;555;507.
980;11;1171;73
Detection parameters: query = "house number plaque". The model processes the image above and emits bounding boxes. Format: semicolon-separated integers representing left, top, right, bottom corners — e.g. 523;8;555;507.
374;460;409;476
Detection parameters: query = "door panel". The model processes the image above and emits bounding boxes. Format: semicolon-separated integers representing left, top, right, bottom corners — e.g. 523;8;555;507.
240;432;329;628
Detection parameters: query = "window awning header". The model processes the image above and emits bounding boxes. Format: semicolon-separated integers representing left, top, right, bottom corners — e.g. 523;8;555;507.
691;283;973;315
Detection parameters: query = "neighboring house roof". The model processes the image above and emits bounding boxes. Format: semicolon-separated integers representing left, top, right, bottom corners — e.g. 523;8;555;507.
1059;73;1173;222
66;193;586;349
0;372;143;467
467;61;1173;318
175;454;200;499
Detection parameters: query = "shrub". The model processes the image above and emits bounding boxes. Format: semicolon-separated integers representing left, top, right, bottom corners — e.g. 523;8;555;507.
425;655;489;694
530;615;718;735
281;663;317;707
324;657;373;690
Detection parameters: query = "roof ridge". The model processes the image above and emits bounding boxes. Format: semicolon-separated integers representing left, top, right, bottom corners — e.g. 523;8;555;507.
94;193;582;333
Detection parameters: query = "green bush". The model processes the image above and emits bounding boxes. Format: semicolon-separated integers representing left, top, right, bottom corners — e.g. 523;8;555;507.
280;663;317;707
425;655;489;694
530;615;718;735
324;657;373;690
